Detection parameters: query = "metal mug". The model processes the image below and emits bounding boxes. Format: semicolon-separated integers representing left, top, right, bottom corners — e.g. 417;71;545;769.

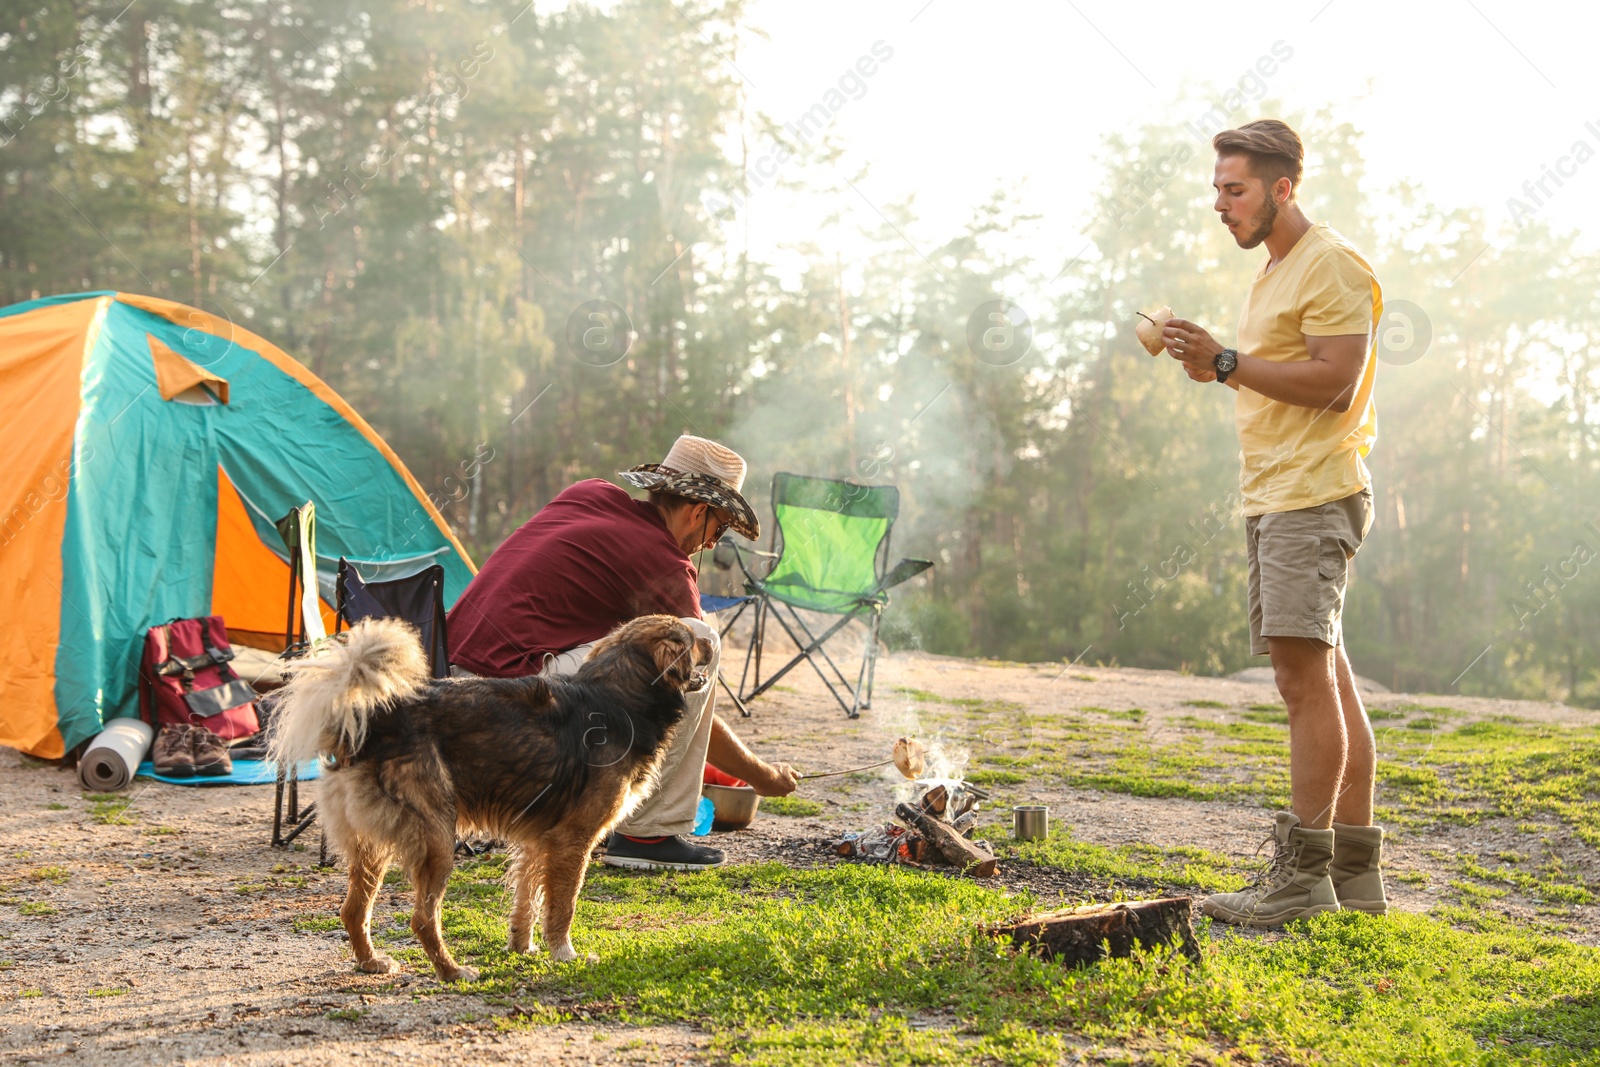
1013;805;1048;841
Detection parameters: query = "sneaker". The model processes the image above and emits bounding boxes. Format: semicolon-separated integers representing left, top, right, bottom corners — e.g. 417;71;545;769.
190;726;233;777
599;833;725;871
152;725;196;777
1201;811;1341;927
1330;822;1389;915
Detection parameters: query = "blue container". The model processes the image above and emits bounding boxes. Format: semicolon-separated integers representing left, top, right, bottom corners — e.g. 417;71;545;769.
692;795;715;837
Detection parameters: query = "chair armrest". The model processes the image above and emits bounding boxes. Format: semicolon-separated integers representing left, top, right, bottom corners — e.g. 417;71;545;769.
722;535;778;583
875;558;933;595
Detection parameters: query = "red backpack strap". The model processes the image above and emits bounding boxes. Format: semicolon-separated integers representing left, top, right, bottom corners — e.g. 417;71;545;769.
198;616;240;684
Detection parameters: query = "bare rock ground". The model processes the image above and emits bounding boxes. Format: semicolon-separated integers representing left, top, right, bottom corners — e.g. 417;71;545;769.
2;646;1595;1063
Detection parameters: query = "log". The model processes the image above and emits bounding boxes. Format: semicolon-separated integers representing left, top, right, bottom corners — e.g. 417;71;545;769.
986;898;1199;967
894;802;997;877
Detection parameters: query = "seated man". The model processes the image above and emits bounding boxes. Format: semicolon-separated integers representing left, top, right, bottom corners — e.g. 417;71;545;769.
447;435;799;870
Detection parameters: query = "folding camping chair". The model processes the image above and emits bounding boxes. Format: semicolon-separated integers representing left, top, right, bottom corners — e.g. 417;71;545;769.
722;472;932;718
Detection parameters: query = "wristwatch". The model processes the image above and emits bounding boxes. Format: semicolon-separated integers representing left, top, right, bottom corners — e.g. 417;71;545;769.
1214;348;1238;383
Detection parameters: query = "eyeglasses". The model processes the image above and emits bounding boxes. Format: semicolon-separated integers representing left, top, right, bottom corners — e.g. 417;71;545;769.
701;507;733;545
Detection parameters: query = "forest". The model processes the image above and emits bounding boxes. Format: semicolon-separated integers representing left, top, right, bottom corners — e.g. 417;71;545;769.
4;0;1598;704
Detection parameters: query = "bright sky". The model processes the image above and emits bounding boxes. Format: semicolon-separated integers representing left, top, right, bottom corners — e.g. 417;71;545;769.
720;0;1599;276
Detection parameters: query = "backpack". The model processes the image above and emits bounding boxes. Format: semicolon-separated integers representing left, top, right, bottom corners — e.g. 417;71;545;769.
138;615;261;740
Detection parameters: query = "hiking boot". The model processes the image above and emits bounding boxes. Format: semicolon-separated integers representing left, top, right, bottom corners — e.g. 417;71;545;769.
152;725;195;778
1201;811;1340;927
599;833;725;871
1331;822;1388;915
190;726;233;777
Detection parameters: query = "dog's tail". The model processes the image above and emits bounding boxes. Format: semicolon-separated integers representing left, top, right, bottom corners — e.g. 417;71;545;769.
266;618;430;766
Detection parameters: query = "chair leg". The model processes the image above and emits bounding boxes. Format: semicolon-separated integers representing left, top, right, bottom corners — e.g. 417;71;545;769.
850;620;874;719
752;596;766;695
272;769;287;847
863;612;883;710
717;671;753;717
272;762;318;849
736;598;762;702
715;598;753;642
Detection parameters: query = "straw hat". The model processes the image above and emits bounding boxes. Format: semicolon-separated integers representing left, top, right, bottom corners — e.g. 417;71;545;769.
620;435;760;540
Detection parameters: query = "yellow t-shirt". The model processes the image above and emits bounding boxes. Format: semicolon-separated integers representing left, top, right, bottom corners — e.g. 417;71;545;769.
1235;222;1380;517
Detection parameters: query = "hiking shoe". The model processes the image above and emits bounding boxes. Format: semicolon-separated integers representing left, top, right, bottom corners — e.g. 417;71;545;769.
190;726;233;777
1330;822;1388;915
1201;811;1340;927
600;833;725;871
152;725;196;777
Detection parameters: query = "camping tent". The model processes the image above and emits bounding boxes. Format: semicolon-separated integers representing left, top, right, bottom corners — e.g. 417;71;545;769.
0;291;476;759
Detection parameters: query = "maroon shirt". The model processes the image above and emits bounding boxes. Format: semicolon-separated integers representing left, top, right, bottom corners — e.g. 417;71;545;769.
447;479;702;677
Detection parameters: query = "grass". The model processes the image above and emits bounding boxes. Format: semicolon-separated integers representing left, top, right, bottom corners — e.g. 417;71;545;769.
83;792;136;825
761;796;823;818
1183;699;1230;709
987;828;1246;894
965;769;1027;786
18;902;57;916
336;845;1600;1066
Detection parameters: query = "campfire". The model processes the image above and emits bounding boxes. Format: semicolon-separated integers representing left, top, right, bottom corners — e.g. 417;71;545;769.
833;743;999;878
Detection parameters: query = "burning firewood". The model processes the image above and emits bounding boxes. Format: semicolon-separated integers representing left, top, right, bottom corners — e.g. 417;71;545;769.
894;802;998;878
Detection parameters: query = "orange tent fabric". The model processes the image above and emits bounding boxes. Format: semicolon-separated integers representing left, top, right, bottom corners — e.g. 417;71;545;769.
0;297;108;757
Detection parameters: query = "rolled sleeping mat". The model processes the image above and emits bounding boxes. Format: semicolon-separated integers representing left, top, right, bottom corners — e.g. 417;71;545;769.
77;718;155;792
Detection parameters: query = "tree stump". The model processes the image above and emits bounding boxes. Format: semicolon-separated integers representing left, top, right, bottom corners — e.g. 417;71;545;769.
985;898;1199;967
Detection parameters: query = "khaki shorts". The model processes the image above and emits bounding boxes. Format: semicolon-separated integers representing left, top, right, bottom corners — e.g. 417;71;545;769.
1246;488;1373;656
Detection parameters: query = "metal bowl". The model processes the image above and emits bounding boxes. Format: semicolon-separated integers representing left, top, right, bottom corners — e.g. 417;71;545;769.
702;783;761;831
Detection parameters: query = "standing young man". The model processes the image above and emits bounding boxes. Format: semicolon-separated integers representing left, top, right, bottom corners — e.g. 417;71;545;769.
1157;119;1386;925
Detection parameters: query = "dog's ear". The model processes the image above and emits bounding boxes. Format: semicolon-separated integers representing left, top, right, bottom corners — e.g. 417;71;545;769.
693;636;715;666
648;622;696;689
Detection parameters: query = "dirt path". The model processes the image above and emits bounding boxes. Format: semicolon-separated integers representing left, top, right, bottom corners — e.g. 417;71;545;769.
2;648;1595;1063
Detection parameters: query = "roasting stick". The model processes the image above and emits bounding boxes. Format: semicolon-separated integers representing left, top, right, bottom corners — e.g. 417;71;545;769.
799;758;896;780
798;736;927;781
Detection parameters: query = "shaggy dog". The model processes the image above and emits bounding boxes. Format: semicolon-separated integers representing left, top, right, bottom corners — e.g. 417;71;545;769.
267;614;714;979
